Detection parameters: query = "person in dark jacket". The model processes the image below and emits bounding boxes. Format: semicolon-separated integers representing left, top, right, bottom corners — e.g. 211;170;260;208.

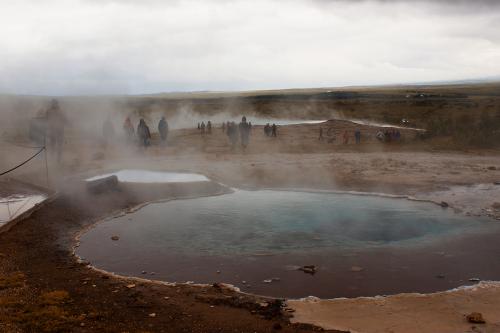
137;118;151;147
239;116;251;148
158;116;168;143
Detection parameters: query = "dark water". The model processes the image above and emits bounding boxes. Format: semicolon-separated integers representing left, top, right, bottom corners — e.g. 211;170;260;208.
77;190;500;298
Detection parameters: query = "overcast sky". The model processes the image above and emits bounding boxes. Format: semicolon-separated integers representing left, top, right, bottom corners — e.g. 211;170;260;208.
1;0;499;95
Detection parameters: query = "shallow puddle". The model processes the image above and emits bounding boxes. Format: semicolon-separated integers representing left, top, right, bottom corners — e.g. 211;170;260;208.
0;194;47;226
77;190;500;298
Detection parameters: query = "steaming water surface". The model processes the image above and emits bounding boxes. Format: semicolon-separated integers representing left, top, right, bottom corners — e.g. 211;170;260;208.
78;190;500;298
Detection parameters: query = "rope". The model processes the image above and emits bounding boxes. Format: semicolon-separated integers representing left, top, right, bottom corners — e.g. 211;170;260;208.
0;147;46;176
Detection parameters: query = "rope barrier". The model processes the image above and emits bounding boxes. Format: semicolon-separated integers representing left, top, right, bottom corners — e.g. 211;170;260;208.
0;147;46;176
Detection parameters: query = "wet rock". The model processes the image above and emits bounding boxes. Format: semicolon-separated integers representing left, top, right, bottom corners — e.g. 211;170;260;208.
86;175;118;194
494;181;500;185
466;312;486;324
440;201;449;208
469;278;481;282
487;166;497;171
141;271;147;274
148;313;156;318
263;279;272;284
126;284;136;289
111;235;119;241
436;274;445;279
298;265;317;275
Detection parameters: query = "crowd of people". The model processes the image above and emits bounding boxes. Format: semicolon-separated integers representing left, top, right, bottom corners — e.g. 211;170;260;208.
31;100;409;164
102;116;169;148
264;123;277;137
376;128;402;142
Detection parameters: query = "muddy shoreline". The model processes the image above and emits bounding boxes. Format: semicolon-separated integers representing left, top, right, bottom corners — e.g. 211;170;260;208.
1;179;334;332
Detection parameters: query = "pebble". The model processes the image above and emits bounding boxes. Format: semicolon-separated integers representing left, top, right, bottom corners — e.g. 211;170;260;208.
469;278;481;282
111;235;119;241
262;279;272;283
466;312;486;324
148;313;156;318
141;271;147;274
126;284;136;289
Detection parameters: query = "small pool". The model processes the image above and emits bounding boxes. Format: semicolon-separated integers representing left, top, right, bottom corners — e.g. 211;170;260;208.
0;194;47;226
77;190;500;298
86;169;209;183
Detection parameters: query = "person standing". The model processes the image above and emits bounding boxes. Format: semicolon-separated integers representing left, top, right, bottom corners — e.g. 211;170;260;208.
200;121;206;135
239;116;250;148
343;130;349;144
271;124;277;137
123;117;135;142
46;99;66;163
158;116;168;143
207;121;212;134
137;118;151;147
355;129;361;144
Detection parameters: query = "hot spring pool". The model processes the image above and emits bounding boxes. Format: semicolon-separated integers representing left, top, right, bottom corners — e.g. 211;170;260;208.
77;190;500;298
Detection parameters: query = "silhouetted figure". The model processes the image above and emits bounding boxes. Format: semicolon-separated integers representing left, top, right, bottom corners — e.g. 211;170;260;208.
123;117;135;142
158;116;168;143
137;118;151;147
102;117;115;146
264;123;271;137
201;122;206;135
227;121;238;149
395;130;401;141
355;129;361;144
318;127;324;141
207;121;212;134
46;99;66;163
239;116;251;148
197;123;200;130
384;129;391;142
271;124;277;137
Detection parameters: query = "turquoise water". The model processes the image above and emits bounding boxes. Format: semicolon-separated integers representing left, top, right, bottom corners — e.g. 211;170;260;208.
78;190;500;298
81;190;486;256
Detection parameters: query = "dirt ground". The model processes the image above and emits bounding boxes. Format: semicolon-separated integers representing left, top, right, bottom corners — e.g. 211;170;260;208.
1;119;500;333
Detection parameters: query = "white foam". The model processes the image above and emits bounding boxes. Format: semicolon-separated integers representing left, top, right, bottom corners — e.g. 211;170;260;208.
0;194;47;225
86;169;209;183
